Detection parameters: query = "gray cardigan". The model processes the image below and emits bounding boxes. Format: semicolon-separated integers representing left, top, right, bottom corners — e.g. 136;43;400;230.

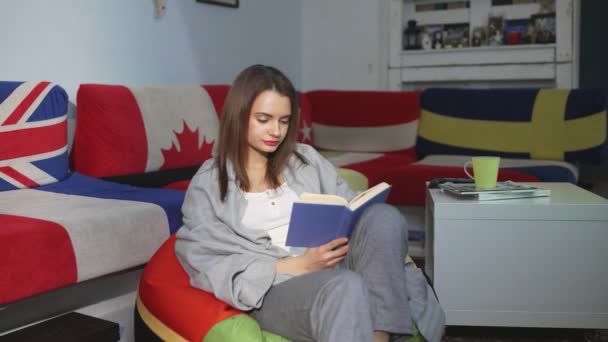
175;143;445;341
175;144;355;311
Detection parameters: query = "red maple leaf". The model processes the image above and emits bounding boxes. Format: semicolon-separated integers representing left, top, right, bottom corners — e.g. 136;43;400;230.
160;121;214;170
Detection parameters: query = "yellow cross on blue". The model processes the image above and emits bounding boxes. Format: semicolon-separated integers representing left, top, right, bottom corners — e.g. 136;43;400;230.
418;89;607;161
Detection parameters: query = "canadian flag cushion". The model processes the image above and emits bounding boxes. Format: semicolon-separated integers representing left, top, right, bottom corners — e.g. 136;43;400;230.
72;84;221;178
0;81;69;191
72;84;315;181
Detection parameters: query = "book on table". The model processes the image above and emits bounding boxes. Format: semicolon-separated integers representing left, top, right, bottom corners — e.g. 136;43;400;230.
439;181;550;201
286;182;391;247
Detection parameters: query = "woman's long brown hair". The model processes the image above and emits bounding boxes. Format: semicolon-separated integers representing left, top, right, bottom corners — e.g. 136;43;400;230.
217;64;306;201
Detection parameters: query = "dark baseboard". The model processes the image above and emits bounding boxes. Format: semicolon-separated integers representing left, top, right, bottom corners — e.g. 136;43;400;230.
0;312;119;342
0;267;142;333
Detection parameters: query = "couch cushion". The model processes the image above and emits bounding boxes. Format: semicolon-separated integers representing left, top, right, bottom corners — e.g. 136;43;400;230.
418;88;607;163
72;85;315;190
0;81;69;191
306;90;420;157
72;84;221;178
0;214;77;304
0;173;185;304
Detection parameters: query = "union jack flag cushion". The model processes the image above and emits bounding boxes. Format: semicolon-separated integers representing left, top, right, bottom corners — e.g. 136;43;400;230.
0;81;69;191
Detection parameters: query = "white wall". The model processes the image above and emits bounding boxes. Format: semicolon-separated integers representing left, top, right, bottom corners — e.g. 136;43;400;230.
301;0;388;91
0;0;301;100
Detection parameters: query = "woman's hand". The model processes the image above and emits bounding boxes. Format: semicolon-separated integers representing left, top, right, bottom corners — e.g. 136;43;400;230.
276;237;349;276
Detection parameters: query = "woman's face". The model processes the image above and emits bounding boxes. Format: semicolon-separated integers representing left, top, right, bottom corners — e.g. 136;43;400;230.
247;90;291;160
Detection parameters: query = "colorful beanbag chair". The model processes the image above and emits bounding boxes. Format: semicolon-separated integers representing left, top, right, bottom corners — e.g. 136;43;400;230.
136;235;428;342
135;235;289;342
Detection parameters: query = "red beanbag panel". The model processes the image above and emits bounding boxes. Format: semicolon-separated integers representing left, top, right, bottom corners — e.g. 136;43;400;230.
138;235;242;341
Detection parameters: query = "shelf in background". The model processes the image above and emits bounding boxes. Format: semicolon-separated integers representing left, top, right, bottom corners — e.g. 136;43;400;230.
399;44;555;67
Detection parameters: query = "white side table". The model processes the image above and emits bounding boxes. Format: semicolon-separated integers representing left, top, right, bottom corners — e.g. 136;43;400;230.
425;183;608;328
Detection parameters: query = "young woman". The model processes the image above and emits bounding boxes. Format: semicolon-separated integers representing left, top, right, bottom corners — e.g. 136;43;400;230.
175;65;414;342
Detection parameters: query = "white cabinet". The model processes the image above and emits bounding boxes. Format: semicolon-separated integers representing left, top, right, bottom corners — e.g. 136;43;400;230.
425;183;608;328
388;0;579;90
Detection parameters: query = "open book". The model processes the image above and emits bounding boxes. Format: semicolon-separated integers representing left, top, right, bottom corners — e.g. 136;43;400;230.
286;182;391;247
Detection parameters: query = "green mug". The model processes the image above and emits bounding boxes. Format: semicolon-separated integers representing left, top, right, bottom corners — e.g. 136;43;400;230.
464;156;500;189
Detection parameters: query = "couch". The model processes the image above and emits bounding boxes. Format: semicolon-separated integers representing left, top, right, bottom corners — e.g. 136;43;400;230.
0;81;186;332
71;85;606;239
2;81;605;339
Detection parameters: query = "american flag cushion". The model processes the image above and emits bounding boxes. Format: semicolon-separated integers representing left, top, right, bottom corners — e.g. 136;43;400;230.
308;90;421;206
306;90;420;155
0;81;69;191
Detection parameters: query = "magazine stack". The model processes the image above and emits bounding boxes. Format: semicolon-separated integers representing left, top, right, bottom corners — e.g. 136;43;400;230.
439;181;550;201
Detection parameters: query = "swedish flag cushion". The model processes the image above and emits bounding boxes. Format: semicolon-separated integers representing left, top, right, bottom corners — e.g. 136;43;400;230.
417;88;607;163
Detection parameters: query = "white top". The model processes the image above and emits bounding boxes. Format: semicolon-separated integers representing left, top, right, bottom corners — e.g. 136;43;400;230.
241;183;305;255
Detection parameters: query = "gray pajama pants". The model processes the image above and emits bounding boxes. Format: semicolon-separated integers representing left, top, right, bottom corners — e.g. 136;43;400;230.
251;203;412;342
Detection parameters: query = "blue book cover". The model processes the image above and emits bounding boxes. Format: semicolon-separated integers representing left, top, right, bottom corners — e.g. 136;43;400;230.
286;182;391;247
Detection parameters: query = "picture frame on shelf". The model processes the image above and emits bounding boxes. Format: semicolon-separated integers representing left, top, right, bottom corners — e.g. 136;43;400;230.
532;12;556;44
196;0;239;8
443;23;469;48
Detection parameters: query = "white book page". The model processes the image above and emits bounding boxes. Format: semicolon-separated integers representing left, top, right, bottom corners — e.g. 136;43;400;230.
349;182;390;210
297;193;348;206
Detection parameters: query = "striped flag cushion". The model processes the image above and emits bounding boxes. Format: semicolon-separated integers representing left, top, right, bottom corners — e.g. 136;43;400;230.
306;90;420;156
418;88;607;163
0;82;69;191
